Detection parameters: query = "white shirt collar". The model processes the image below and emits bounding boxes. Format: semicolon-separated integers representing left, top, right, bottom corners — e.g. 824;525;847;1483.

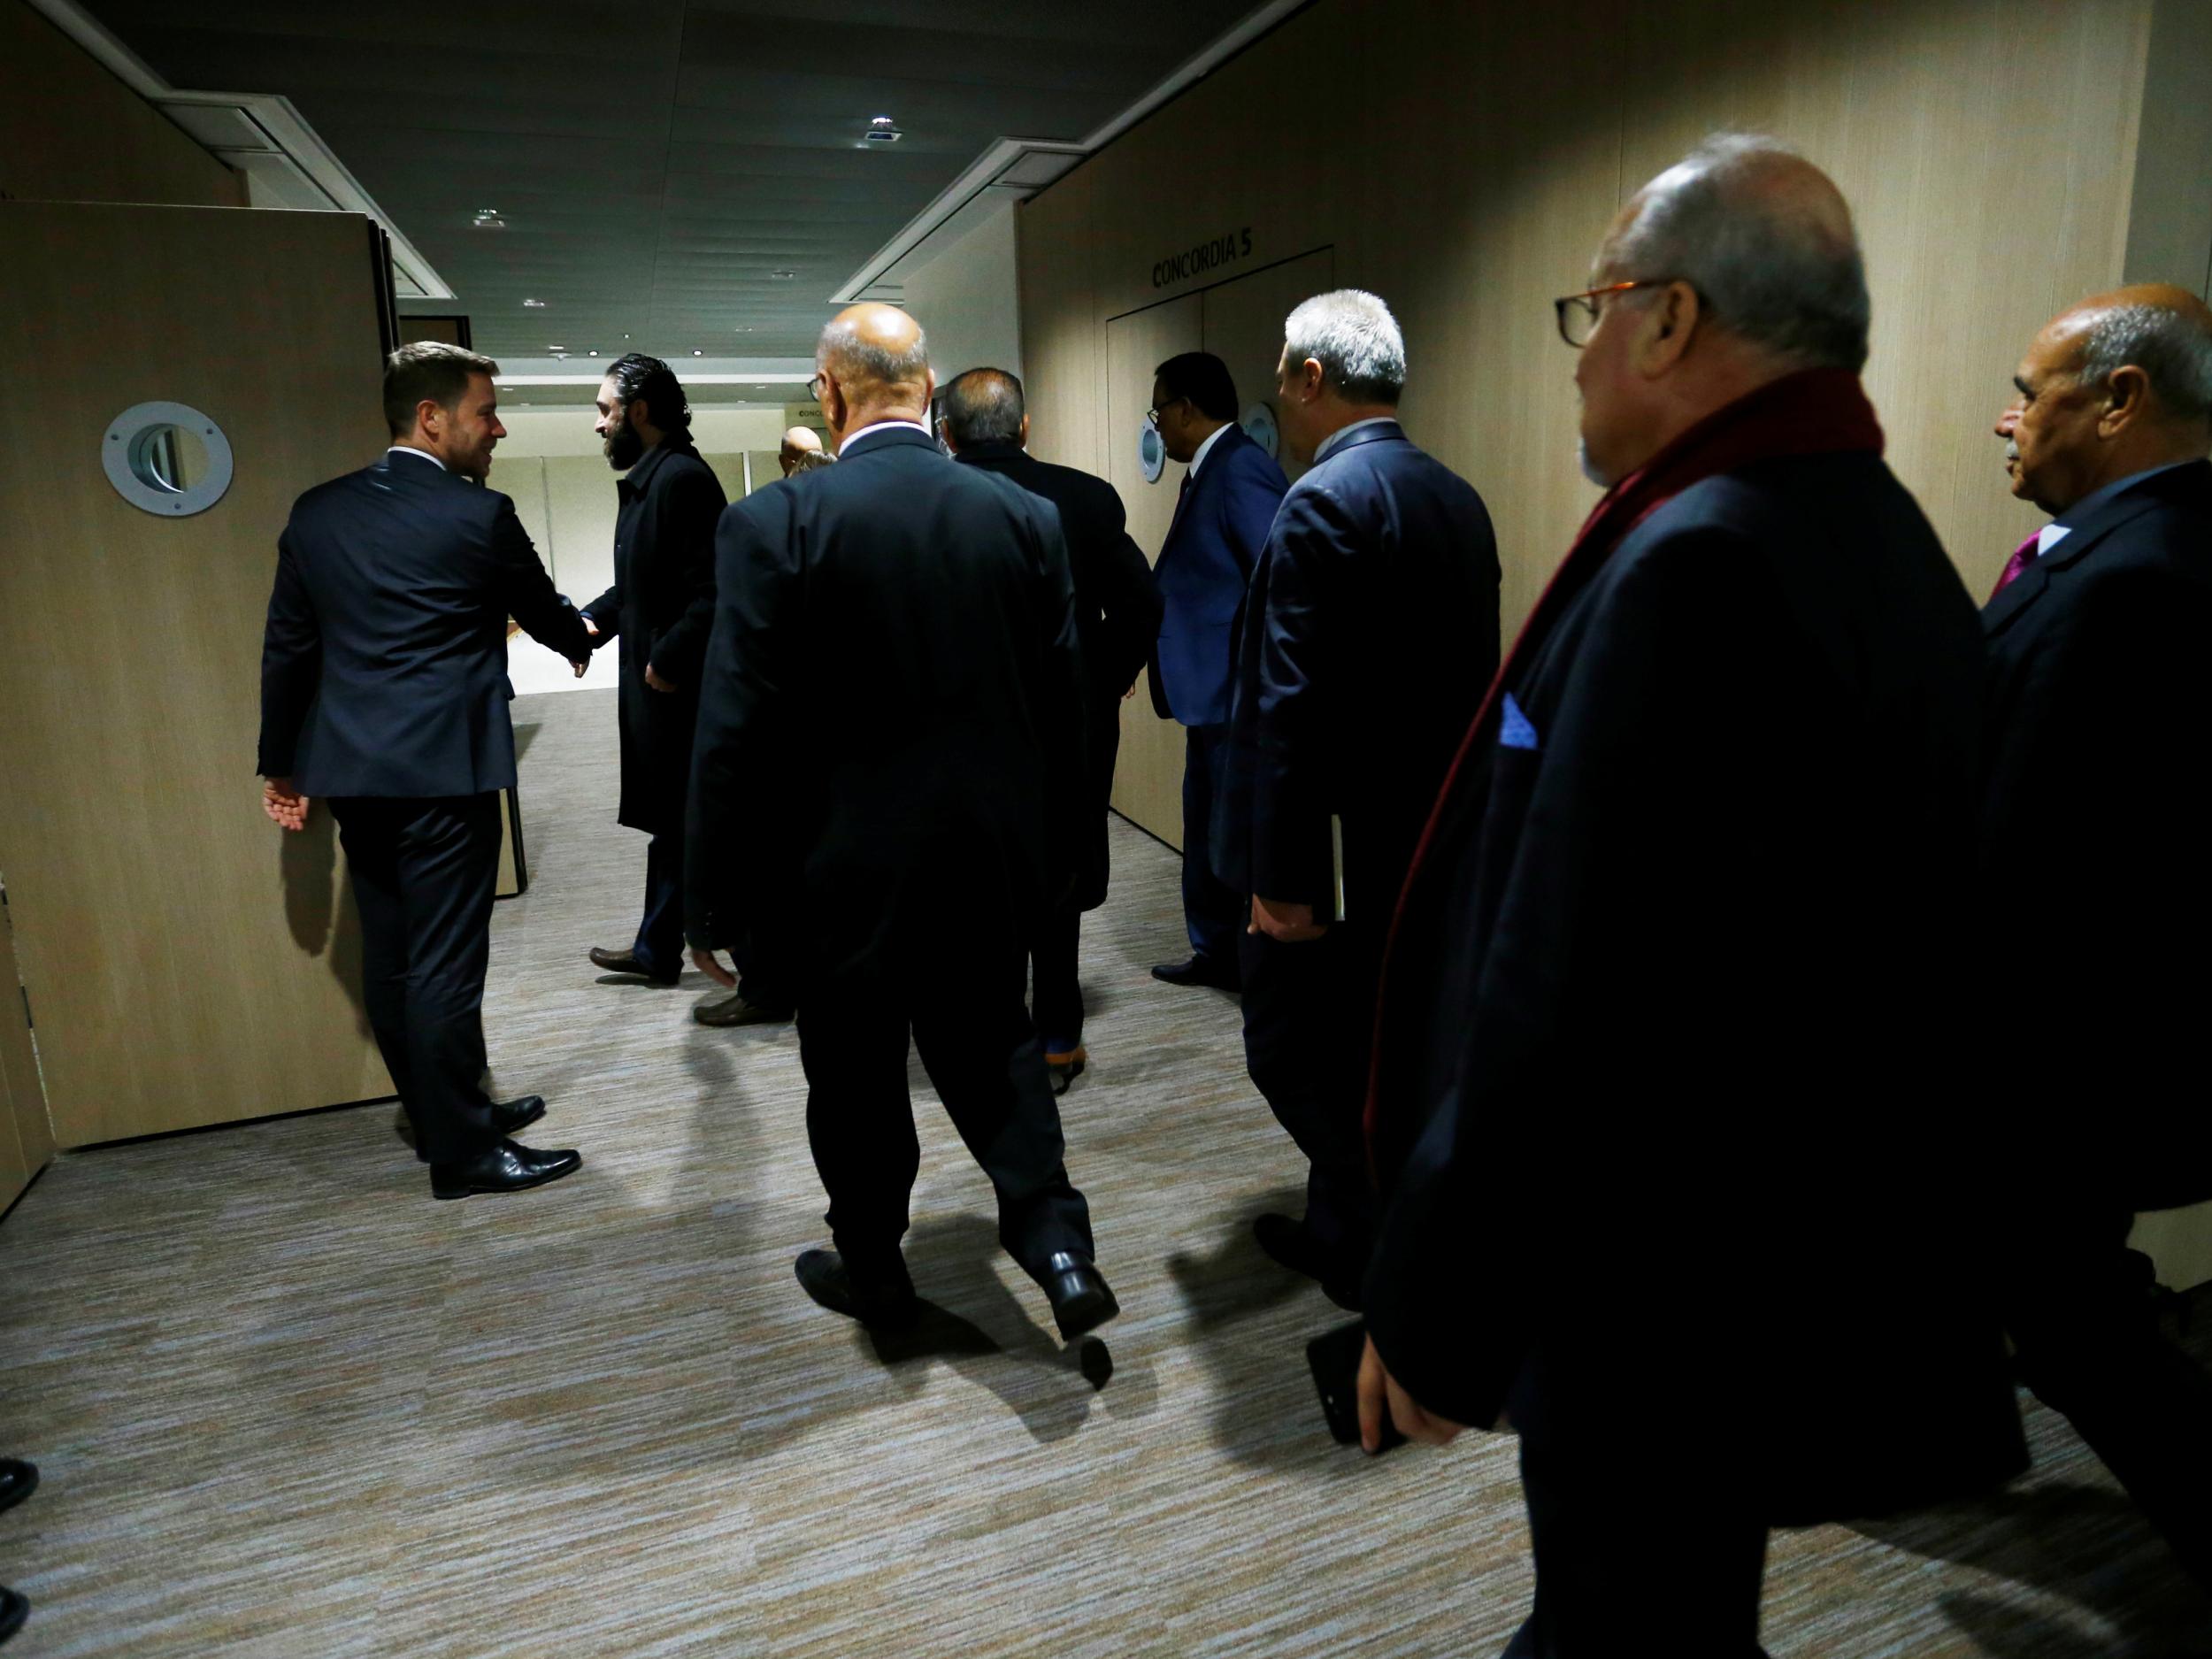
1314;417;1400;465
2035;522;2071;557
1187;421;1235;479
838;419;933;452
387;444;448;472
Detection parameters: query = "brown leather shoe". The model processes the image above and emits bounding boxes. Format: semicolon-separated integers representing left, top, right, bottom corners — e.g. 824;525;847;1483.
589;946;678;986
693;990;792;1027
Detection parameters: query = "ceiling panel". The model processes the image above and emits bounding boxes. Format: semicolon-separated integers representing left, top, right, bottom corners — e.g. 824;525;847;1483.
80;0;1270;365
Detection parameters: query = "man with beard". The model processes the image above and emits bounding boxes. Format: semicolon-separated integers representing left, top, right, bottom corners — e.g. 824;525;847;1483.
580;355;787;1023
1983;283;2212;1593
1354;138;2024;1654
260;342;590;1197
687;304;1117;1341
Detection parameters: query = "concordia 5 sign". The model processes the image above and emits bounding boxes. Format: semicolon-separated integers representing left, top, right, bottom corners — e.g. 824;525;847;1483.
1152;227;1253;290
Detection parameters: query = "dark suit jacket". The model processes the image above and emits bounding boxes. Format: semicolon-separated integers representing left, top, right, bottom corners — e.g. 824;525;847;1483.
1365;450;2024;1525
1148;422;1287;727
955;440;1164;910
581;437;726;835
1211;421;1499;918
258;449;589;796
1980;458;2212;1212
685;426;1087;994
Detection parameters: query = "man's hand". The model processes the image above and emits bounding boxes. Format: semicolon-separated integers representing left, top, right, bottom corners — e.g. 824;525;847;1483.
646;664;678;694
690;946;736;987
581;612;601;640
263;777;311;832
1249;894;1328;941
1356;1333;1469;1453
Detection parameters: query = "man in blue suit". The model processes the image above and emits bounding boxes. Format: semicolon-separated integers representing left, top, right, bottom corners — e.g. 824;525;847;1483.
1147;351;1286;990
1213;291;1499;1306
259;342;593;1200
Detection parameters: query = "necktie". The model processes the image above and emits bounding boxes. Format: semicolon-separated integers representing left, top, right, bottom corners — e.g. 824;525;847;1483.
1988;533;2039;601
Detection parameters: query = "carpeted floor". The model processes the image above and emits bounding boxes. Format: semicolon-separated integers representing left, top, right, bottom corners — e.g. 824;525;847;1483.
1;687;2207;1657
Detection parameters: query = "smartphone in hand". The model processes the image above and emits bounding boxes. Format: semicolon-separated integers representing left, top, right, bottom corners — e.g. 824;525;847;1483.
1308;1318;1405;1454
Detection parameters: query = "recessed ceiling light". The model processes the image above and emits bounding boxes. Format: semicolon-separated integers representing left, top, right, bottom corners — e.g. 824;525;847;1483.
871;115;895;127
691;349;703;357
548;344;566;351
472;210;505;229
523;298;547;308
588;349;599;357
864;116;902;145
622;333;631;340
770;269;795;280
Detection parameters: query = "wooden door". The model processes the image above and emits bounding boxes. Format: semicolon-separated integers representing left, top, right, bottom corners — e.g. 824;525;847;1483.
0;201;394;1148
0;888;50;1212
1103;292;1202;842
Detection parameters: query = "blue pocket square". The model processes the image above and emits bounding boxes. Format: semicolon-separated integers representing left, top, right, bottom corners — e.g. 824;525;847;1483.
1498;691;1540;751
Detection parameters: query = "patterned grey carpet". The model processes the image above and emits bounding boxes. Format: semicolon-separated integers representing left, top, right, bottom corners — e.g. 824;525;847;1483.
0;688;2206;1656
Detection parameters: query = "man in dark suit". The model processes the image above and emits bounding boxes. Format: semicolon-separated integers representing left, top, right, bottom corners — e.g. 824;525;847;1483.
687;305;1118;1341
573;356;787;1024
1146;351;1287;992
1984;282;2212;1593
940;366;1164;1092
1213;290;1498;1309
1356;140;2024;1655
259;342;591;1199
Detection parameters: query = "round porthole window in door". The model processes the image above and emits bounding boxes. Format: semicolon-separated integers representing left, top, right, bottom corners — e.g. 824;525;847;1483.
102;401;234;517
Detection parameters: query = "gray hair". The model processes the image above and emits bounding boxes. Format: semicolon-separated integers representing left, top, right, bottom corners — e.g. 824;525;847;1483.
1608;134;1870;373
2077;303;2212;423
817;313;930;391
941;367;1025;447
788;448;836;472
1283;288;1406;404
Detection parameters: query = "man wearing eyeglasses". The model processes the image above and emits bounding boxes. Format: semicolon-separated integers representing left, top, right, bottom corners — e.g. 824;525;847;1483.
1355;135;2024;1655
1144;351;1287;993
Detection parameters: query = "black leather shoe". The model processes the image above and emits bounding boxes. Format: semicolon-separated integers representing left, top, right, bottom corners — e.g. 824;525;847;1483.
1043;1252;1120;1340
1044;1042;1087;1096
795;1248;918;1330
430;1140;581;1200
589;947;679;986
0;1460;34;1515
412;1097;546;1162
692;991;793;1028
1254;1214;1365;1311
1149;955;1240;992
0;1586;26;1647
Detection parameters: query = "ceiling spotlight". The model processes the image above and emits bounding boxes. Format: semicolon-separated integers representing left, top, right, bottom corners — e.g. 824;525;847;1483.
588;349;599;357
523;298;547;308
864;120;903;146
691;349;703;357
548;344;567;351
622;333;631;340
770;269;796;280
472;209;505;229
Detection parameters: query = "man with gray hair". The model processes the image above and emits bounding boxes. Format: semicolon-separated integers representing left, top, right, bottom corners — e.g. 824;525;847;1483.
685;304;1119;1344
941;367;1163;1094
1982;281;2212;1594
1210;288;1497;1308
1356;138;2024;1654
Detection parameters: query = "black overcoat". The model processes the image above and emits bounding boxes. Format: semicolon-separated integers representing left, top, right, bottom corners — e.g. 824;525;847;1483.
955;440;1163;910
1363;449;2027;1525
582;437;726;834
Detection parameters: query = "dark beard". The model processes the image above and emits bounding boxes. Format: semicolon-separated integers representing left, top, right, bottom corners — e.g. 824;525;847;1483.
603;416;645;471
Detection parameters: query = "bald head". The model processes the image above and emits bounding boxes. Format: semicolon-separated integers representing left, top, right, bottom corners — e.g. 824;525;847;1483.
779;425;822;476
1999;281;2212;513
813;303;933;446
1601;134;1869;373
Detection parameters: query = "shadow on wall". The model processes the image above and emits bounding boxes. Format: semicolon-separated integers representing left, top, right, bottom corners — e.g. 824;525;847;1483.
279;807;372;1044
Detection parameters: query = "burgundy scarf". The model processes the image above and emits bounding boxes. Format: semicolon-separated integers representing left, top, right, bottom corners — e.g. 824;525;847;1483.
1362;367;1886;1153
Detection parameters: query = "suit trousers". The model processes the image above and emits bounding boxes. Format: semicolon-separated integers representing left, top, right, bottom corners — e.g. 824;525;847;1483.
1239;923;1379;1265
1502;1348;1772;1658
329;794;503;1165
631;827;686;980
1180;723;1244;970
1029;903;1084;1051
2005;1204;2212;1590
796;932;1095;1286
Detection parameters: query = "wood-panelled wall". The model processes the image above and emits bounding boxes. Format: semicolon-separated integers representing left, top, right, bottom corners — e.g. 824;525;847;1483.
1022;0;2176;832
0;0;242;208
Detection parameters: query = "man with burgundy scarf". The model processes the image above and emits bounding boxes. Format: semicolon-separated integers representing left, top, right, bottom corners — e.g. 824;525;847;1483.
1353;136;2024;1656
1983;284;2212;1594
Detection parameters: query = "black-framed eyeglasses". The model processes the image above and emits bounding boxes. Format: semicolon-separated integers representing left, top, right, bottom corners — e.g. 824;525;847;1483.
808;371;827;401
1145;395;1188;428
1553;279;1686;348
